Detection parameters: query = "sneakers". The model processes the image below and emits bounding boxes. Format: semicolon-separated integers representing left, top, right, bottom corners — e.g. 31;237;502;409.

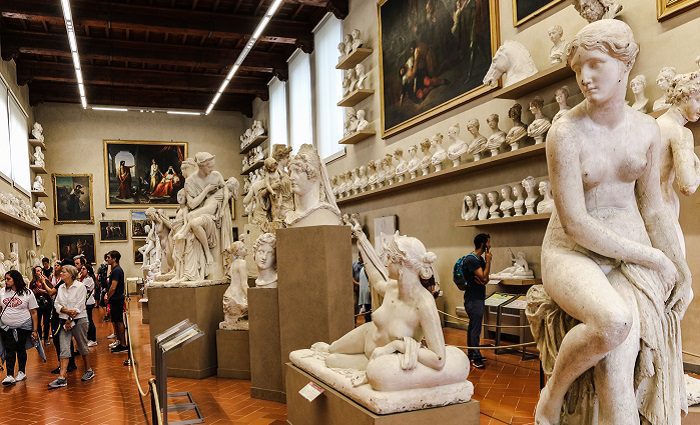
2;376;16;386
472;358;485;369
109;341;119;348
48;377;68;389
110;345;129;354
107;333;117;339
81;369;95;381
87;340;98;347
15;371;26;382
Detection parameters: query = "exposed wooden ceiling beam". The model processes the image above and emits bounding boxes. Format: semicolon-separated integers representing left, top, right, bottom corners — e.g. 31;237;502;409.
286;0;348;19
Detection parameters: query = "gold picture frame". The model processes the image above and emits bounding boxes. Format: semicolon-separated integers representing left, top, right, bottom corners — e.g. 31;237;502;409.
377;0;500;138
657;0;700;20
133;240;146;264
99;220;129;243
57;233;96;264
512;0;564;27
52;173;94;224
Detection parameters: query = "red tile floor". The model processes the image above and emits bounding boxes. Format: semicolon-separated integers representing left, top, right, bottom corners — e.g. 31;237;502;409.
1;301;541;424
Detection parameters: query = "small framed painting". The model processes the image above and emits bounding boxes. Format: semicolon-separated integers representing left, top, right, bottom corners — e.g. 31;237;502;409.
53;174;94;224
133;240;145;264
57;234;96;264
512;0;564;27
130;211;149;239
99;220;128;242
657;0;700;20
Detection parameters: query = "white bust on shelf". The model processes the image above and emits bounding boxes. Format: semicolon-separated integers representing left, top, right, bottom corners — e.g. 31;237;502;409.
491;251;534;279
506;103;528;151
429;133;447;172
552;85;572;123
219;241;250;330
337;41;346;58
393;148;408;183
475;192;488;220
33;146;45;167
419;139;433;176
536;180;554;214
485;114;507;157
548;25;566;64
343;68;356;96
499;186;514;218
461;194;478;221
350;29;363;52
351;168;362;195
653;66;677;112
483;40;538;87
466;119;488;161
34;201;47;217
522;176;538;215
31;122;44;142
573;0;623;22
367;160;379;190
527;96;551;144
356;109;370;132
358;165;368;192
628;75;649;113
446;123;469;167
344;108;358;135
251;120;265;137
355;64;368;90
343;34;353;56
253;233;278;289
487;191;501;219
32;176;44;192
406;145;421;180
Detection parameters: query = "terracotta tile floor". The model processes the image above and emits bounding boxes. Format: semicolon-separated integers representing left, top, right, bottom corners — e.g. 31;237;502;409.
1;302;540;424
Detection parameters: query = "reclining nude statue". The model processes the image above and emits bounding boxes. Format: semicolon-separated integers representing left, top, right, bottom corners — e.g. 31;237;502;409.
526;20;692;425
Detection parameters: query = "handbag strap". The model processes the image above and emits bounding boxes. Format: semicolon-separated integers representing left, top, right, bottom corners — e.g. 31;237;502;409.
0;290;20;322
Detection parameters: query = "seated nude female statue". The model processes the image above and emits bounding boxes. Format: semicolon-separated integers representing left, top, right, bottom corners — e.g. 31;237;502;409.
528;20;692;425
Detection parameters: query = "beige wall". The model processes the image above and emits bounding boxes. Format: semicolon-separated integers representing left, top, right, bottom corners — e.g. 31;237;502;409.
35;103;247;278
327;0;700;361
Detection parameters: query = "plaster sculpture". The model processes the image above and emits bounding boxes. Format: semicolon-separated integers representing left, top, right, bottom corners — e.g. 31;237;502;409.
499;186;514;218
255;146;265;163
653;66;677;112
32;176;44;192
485;114;507;156
376;160;387;188
552;85;572;123
0;194;10;215
243;175;252;195
31;122;44;142
687;374;700;407
629;75;649;113
139;223;161;285
346;170;355;196
219;241;250;330
7;252;19;271
429;133;447;172
573;0;622;22
27;250;40;269
461;194;478;221
446;123;469;167
146;208;174;275
487;191;501;219
285;144;342;228
337;41;346;58
350;29;363;52
536;180;554;214
406;145;421;179
344;108;358;135
290;228;471;414
419;139;433;176
335;174;346;199
343;68;356;96
505;103;527;151
351;168;361;195
526;20;691;425
483;40;538;87
253;233;277;288
343;33;353;56
393;148;408;183
475;193;488;220
466;119;488;160
367;160;379;190
548;25;566;64
527;96;552;144
355;64;368;90
33;146;45;167
521;176;538;215
356;109;370;132
358;165;368;192
0;253;5;276
34;201;47;218
491;251;535;279
251;120;265;138
382;155;395;185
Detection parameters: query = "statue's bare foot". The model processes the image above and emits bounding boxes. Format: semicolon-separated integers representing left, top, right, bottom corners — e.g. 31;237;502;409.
534;383;561;425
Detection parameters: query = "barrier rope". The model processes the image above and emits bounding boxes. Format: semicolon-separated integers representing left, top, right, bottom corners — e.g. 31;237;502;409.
357;309;532;329
455;341;537;350
149;378;164;425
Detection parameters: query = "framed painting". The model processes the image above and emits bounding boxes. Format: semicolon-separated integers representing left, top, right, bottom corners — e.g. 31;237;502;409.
99;220;128;242
512;0;564;26
104;140;188;208
378;0;500;138
657;0;700;20
57;234;96;264
52;174;94;224
130;211;149;239
133;240;145;264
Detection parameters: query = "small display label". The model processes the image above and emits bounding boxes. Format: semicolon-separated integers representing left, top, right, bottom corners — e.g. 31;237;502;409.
299;382;325;402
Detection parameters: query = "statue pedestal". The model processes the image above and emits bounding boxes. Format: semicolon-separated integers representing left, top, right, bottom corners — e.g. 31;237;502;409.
248;287;285;403
139;298;149;324
286;364;480;425
215;329;250;379
148;283;227;378
683;406;700;424
277;225;354;384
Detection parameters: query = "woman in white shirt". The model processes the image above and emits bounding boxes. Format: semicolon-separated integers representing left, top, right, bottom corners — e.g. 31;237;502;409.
78;264;97;346
0;270;39;386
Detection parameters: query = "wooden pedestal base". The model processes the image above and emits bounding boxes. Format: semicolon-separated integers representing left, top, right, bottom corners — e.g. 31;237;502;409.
215;329;250;379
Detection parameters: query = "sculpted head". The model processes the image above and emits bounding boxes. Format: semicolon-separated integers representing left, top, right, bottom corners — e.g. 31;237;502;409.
466;118;480;135
289;144;322;197
630;75;646;94
195;152;216;175
501;185;512;199
538;180;551;196
487;191;498;204
145;207;157;221
464;194;474;208
420;138;432;151
486;114;499;129
476;192;486;206
656;66;677;90
407;145;417;156
522;176;536;193
447;123;460;138
382;232;436;281
431;133;443;145
667;71;700;122
253;233;276;271
508;103;523;121
529;96;545;114
555;85;570;104
393;147;403;159
272;144;292;164
548;25;563;43
229;241;247;259
572;0;620;22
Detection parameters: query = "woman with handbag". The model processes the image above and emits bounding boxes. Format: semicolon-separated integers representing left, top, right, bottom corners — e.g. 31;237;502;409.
0;270;39;386
29;266;52;344
78;264;98;346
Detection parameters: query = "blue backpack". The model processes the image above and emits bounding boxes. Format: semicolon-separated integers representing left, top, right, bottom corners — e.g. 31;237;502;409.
453;253;478;291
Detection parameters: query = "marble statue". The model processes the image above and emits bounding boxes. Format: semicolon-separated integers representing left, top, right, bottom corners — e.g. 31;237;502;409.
376;160;387;188
419;139;432;176
355;64;368;90
344;108;358;135
521;176;538;215
345;170;355;196
527;96;551;144
406;145;421;179
252;120;265;138
33;146;45;167
331;175;341;199
285;144;342;228
485;114;507;156
0;194;10;215
491;251;534;279
393;148;408;183
499;186;514;218
350;29;363;52
343;69;356;96
653;66;677;112
351;168;361;195
146;208;174;275
382;155;395;185
34;201;47;217
446;123;469;167
337;41;346;58
356;109;370;132
269;145;295;225
466;119;488;161
219;241;249;330
31;122;44;142
461;194;478;221
629;75;649;113
429;133;447;172
548;25;566;64
552;85;572;122
505;103;528;151
27;250;40;269
573;0;622;22
358;165;368;192
536;180;554;214
343;34;353;56
526;20;691;425
139;223;161;284
0;253;5;276
253;233;277;288
483;40;538;87
32;176;44;192
8;252;18;271
475;193;488;220
487;191;501;219
367;160;379;190
291;228;471;414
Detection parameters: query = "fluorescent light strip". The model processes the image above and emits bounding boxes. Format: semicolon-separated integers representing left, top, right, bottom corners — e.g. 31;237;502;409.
205;0;284;115
167;111;201;116
61;0;87;108
92;107;128;112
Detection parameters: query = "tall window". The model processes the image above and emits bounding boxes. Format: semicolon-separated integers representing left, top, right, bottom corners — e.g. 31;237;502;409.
313;14;344;161
288;50;313;152
9;97;30;194
0;85;11;181
268;77;288;148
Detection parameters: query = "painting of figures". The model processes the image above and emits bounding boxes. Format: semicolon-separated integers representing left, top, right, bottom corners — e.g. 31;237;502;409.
378;0;499;137
104;140;187;208
53;174;94;224
99;220;128;242
513;0;563;26
57;234;96;264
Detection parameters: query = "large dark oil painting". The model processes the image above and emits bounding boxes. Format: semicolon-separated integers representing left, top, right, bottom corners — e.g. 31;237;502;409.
378;0;499;137
104;140;188;208
513;0;563;26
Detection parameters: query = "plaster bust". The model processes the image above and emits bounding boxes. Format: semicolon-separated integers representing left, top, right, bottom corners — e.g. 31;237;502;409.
344;107;358;135
487;191;501;219
220;241;250;330
536;180;554;214
343;34;353;56
419;139;433;176
628;75;649;113
32;175;44;191
34;201;47;217
505;103;527;151
358;165;368;192
406;145;421;179
356;109;370;132
429;133;447;172
446;123;469;167
527;96;551;144
475;192;488;220
350;29;364;52
548;25;566;64
485;114;507;156
382;154;396;186
393;148;408;182
483;40;538;87
573;0;622;22
253;233;277;288
355;64;368;90
521;176;538;215
552;85;572;123
653;66;677;112
466;119;487;161
499;186;514;217
461;194;478;221
33;146;45;167
32;122;44;142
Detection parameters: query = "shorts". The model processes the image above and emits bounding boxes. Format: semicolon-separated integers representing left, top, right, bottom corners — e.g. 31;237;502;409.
109;299;125;323
59;318;89;358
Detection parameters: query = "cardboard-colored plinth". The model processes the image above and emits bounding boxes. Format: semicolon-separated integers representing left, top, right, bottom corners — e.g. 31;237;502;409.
248;287;285;402
682;406;700;424
140;298;149;324
216;329;250;379
148;284;227;379
277;226;354;386
286;364;480;425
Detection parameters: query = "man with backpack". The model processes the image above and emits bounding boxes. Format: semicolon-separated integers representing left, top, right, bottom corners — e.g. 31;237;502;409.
453;233;491;368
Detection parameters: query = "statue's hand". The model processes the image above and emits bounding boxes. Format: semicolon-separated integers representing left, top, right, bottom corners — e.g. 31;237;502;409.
667;262;693;319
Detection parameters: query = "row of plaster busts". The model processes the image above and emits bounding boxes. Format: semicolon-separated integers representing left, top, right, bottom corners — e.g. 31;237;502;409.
242;146;266;170
344;108;370;136
0;192;41;225
338;29;364;58
33;146;45;168
31;122;44;142
460;177;553;221
32;175;44;192
626;64;700;114
239;120;266;150
342;64;369;95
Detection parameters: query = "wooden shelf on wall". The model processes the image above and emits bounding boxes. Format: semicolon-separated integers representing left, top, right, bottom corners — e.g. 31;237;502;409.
240;136;268;155
0;209;41;230
241;160;264;176
454;213;551;228
30;164;47;174
38;215;48;221
339;129;375;145
337;144;546;205
336;48;372;70
497;277;542;286
31;189;48;198
29;138;46;150
493;63;574;100
337;89;374;107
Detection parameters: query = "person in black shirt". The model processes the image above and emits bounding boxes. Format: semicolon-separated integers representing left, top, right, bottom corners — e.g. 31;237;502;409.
105;250;128;353
41;257;53;280
462;233;491;368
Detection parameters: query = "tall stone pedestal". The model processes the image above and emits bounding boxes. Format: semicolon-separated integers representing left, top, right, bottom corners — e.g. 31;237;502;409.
148;283;227;378
682;406;700;424
248;287;285;403
277;225;354;383
216;329;250;379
